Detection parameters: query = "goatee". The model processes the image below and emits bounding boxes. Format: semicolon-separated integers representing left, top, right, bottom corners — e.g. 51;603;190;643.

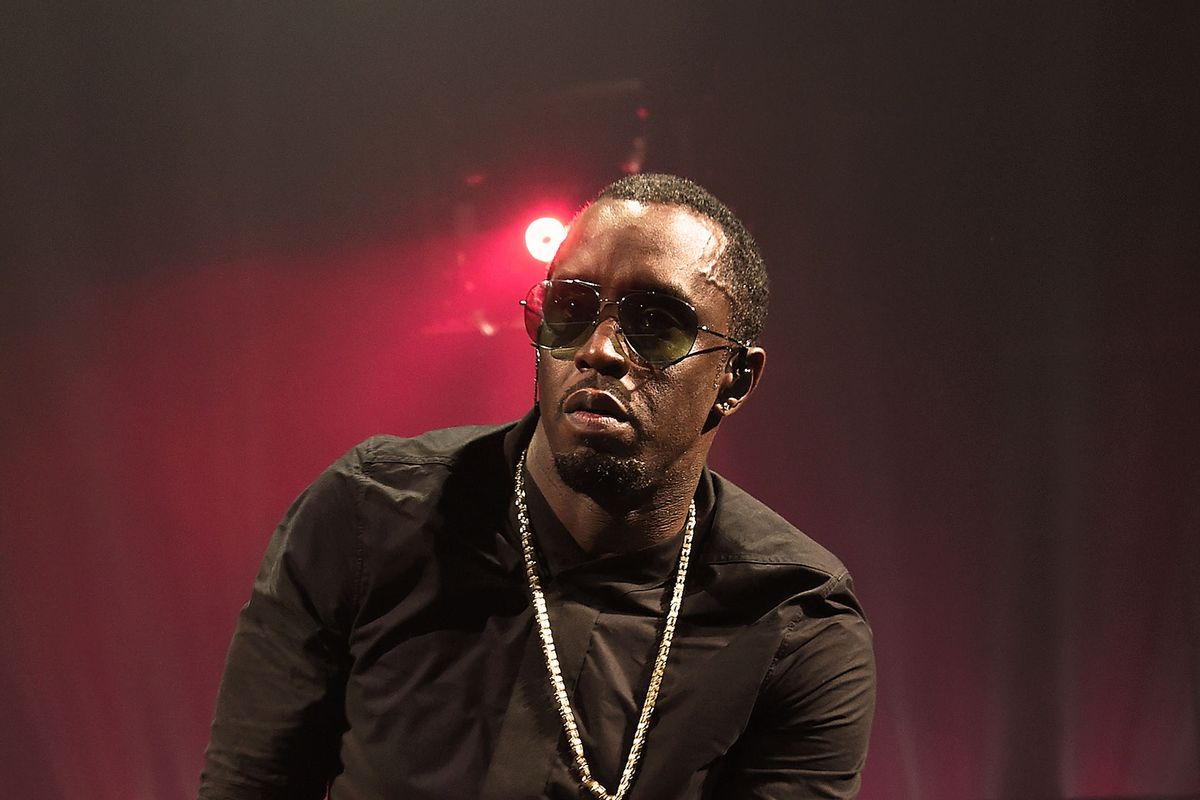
553;449;652;505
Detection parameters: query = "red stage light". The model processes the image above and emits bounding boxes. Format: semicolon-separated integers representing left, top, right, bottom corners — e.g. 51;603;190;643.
524;217;566;263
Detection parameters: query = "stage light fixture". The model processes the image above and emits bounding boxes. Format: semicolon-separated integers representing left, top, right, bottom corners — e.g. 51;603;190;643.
525;217;566;263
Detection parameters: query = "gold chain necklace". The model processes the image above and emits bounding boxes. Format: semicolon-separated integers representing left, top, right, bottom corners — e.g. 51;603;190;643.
514;451;695;800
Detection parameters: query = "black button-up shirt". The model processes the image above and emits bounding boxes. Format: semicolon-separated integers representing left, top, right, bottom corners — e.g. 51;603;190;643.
199;413;875;799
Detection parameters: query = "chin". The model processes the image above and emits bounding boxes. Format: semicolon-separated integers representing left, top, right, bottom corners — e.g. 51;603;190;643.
553;449;653;503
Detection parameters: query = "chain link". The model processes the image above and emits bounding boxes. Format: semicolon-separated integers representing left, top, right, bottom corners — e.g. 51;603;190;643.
514;450;695;800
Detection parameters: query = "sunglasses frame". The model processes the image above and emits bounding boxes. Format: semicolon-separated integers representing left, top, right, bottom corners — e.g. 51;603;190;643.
520;279;751;367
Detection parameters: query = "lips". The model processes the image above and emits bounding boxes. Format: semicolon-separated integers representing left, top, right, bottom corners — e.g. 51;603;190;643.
563;389;631;423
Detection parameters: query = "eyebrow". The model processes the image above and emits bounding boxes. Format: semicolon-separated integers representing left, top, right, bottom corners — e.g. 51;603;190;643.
628;277;693;302
554;273;695;305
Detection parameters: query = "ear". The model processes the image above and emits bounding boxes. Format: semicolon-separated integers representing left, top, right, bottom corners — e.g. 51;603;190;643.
714;346;766;417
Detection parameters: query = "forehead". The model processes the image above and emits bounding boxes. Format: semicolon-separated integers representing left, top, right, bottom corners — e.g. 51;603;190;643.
549;199;730;306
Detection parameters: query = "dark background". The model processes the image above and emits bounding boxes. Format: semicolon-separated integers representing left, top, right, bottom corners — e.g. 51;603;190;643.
2;3;1197;798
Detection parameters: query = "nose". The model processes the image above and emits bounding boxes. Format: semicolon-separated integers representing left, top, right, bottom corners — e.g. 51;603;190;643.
572;310;631;376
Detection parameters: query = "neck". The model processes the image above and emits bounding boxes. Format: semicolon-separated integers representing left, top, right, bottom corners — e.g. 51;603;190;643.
525;425;704;554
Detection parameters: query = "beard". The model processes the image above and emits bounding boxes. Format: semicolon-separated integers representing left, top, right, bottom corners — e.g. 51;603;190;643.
553;447;653;505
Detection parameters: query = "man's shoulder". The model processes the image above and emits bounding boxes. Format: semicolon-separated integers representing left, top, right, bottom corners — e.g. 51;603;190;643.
317;421;520;526
347;420;519;471
706;471;849;581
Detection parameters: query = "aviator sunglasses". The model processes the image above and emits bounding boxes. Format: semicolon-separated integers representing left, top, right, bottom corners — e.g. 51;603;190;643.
521;279;750;366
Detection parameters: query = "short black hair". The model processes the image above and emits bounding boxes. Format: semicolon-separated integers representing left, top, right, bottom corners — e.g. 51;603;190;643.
595;173;769;343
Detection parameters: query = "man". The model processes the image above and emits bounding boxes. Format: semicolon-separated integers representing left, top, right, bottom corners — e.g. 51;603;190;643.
199;174;875;799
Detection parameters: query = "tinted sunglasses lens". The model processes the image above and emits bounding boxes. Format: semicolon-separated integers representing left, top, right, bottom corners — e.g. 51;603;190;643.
522;283;547;341
534;281;600;351
618;292;698;364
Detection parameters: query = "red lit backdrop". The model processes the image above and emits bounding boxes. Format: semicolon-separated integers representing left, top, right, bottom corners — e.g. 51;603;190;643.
1;4;1196;799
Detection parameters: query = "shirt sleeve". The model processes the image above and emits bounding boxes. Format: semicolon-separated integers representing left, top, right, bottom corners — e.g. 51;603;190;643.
714;572;877;799
197;452;363;800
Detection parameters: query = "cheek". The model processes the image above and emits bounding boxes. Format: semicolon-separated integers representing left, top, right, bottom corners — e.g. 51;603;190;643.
636;374;717;433
536;360;567;411
538;358;569;387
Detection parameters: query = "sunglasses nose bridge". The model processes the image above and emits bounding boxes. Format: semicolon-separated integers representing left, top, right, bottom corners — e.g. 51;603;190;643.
563;326;628;374
559;294;631;367
593;296;622;324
